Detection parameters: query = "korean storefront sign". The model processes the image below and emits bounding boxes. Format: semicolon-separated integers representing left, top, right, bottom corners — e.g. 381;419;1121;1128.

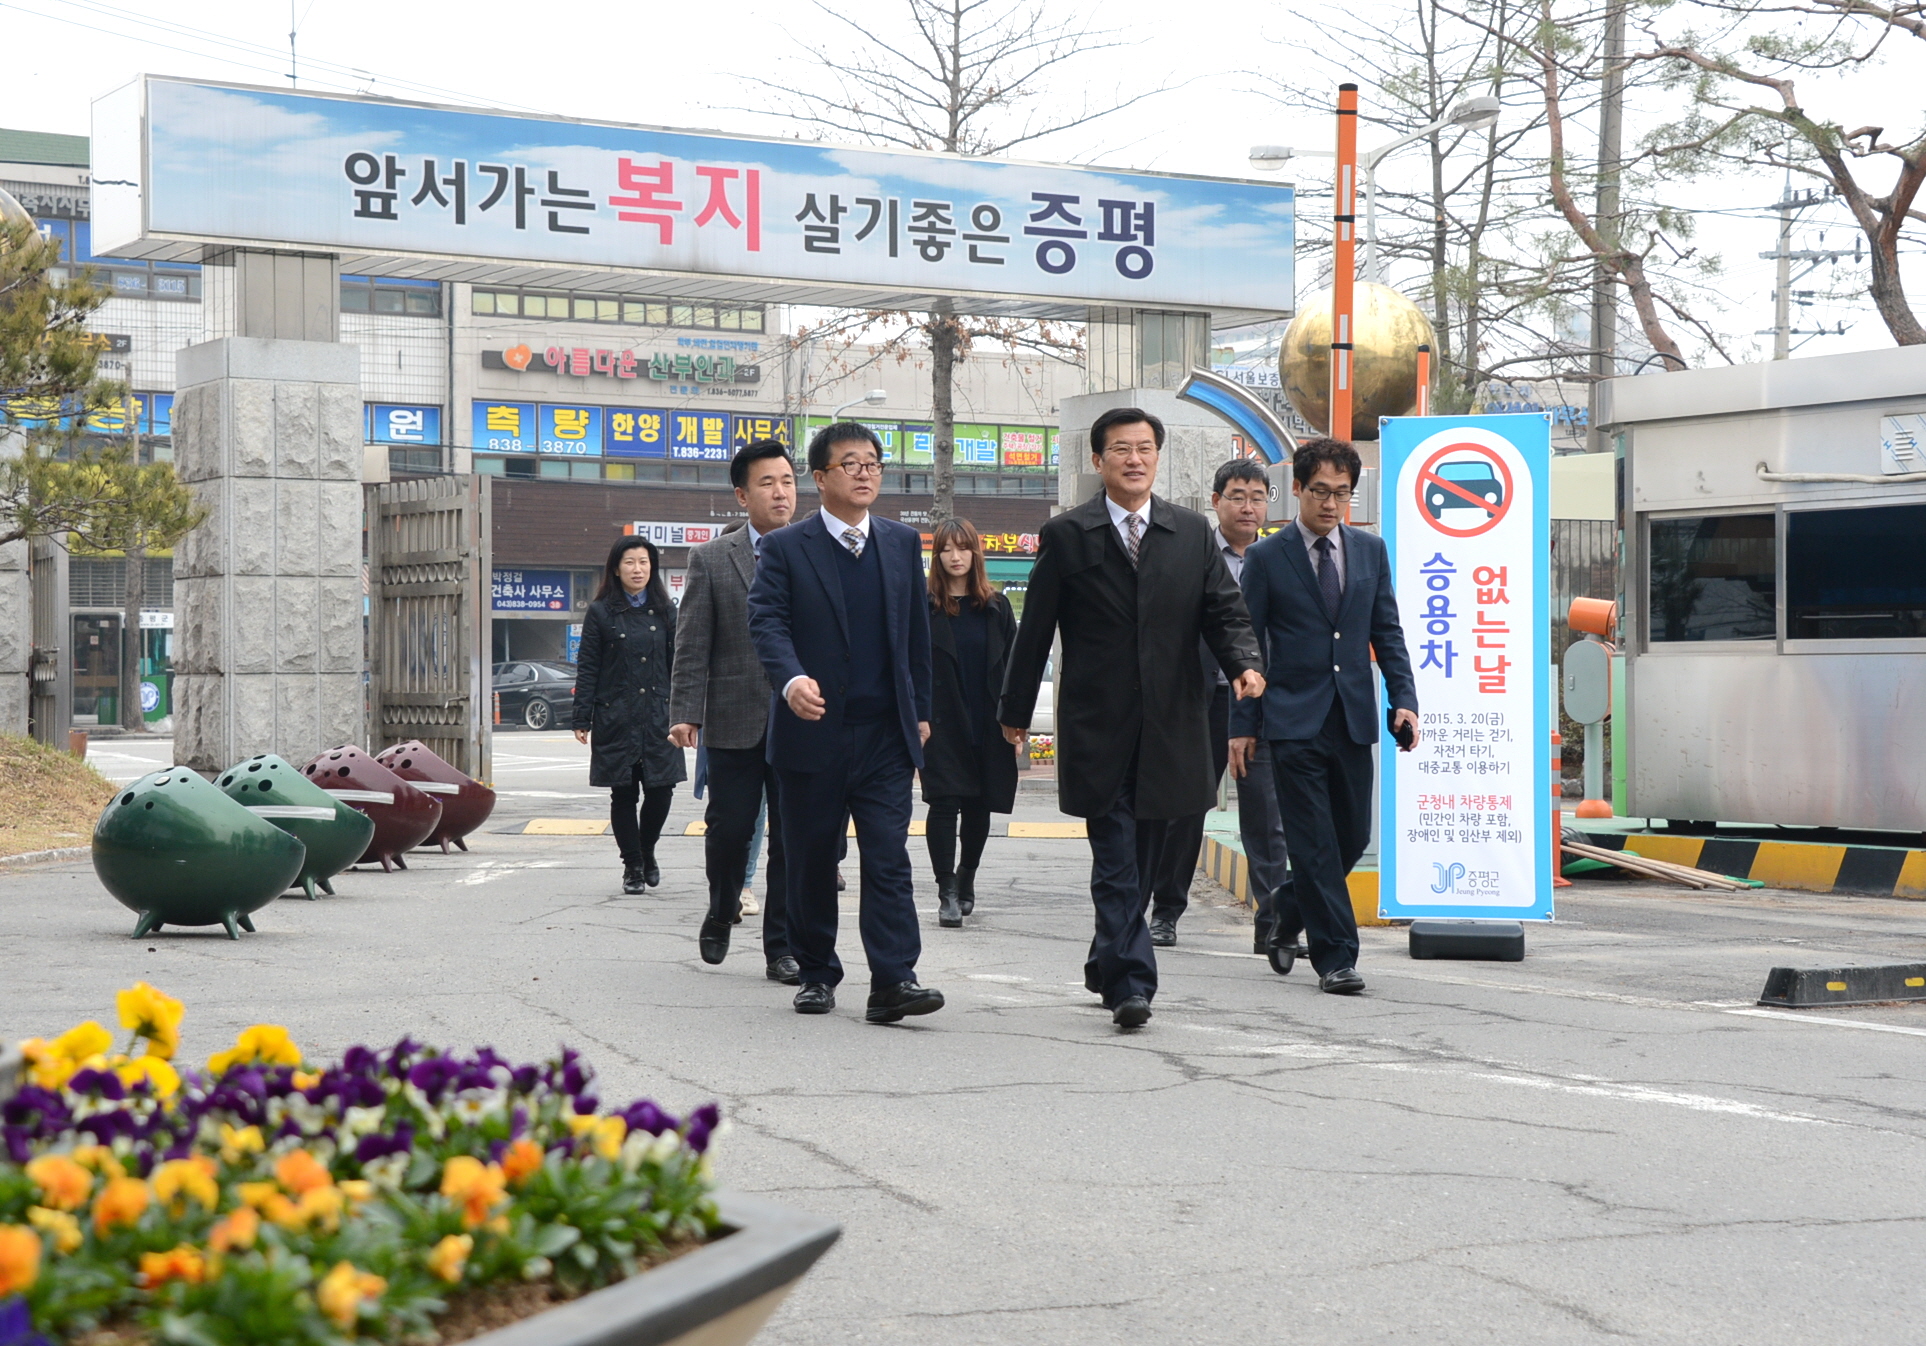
481;343;760;385
1378;414;1551;922
472;402;787;460
491;568;571;613
626;522;721;547
366;403;442;445
96;77;1295;314
797;417;1056;471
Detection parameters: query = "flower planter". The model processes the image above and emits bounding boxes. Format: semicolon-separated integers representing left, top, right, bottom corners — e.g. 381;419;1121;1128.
467;1193;839;1346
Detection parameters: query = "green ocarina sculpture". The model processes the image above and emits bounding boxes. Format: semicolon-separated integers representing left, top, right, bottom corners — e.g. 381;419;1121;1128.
94;767;306;940
217;754;376;900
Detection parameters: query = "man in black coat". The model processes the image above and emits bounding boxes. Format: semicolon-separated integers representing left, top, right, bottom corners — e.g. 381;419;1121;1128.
747;421;942;1024
1230;438;1420;996
999;408;1264;1029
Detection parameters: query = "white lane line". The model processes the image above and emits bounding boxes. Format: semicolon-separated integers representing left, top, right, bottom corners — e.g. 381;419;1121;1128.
1727;1008;1926;1039
1367;1062;1837;1128
497;790;601;799
458;860;564;887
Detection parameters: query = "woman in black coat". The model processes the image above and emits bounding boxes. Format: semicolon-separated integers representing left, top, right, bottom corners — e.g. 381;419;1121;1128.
922;519;1019;928
572;535;687;894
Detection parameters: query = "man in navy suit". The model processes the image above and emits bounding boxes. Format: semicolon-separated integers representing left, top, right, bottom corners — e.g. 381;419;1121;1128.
1230;438;1419;995
747;421;942;1023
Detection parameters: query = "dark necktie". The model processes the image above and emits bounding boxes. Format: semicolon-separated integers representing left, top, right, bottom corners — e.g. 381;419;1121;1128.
1125;512;1143;568
1314;534;1341;621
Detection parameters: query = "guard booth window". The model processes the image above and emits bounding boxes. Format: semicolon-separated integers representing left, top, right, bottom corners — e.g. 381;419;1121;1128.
1647;514;1776;642
1788;502;1926;638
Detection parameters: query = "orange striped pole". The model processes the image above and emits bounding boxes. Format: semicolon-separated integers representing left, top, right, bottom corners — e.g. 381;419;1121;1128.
1330;83;1359;445
1415;344;1432;416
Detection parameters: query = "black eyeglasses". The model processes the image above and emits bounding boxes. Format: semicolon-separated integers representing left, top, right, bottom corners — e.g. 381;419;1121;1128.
1303;485;1354;503
827;460;883;478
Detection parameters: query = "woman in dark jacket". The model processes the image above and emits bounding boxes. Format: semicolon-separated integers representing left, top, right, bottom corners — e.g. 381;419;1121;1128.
572;535;687;894
922;519;1019;928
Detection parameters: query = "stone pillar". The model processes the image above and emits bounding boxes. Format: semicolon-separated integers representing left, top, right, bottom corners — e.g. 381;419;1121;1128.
172;338;364;772
0;536;31;735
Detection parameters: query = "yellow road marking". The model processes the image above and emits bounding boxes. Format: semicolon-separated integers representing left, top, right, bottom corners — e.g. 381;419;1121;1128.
524;819;609;836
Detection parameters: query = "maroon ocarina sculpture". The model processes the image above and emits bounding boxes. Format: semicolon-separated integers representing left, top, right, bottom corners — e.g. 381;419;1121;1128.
299;745;441;872
374;740;496;853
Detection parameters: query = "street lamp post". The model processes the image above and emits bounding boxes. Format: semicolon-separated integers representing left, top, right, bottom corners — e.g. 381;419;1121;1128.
1250;94;1500;285
830;389;888;419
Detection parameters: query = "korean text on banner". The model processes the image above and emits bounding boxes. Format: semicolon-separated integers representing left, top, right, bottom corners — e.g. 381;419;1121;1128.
1378;414;1552;921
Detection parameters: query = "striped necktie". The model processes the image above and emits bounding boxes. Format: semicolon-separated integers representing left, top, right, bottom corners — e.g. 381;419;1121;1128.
1125;512;1143;568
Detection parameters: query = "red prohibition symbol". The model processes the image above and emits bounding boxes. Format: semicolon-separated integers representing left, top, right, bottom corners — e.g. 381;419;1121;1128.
1415;442;1515;538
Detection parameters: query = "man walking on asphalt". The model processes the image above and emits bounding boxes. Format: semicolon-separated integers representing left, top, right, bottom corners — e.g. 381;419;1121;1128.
747;422;942;1024
1152;457;1293;954
1230;438;1419;995
999;408;1264;1030
669;438;798;983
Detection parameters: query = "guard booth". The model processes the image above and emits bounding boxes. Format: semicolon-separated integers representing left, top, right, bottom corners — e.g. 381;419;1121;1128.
1599;346;1926;833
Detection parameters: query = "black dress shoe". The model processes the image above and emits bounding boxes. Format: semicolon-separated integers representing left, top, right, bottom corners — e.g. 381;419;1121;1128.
697;916;731;966
1148;917;1177;947
955;868;976;916
794;983;835;1014
1265;924;1295;977
1253;919;1271;956
1319;967;1366;995
936;877;963;928
766;956;801;985
1084;969;1103;996
865;981;945;1023
622;864;646;896
643;860;662;888
1112;996;1152;1028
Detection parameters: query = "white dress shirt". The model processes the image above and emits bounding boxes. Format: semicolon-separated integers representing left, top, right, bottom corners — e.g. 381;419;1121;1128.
783;507;874;700
1104;494;1151;557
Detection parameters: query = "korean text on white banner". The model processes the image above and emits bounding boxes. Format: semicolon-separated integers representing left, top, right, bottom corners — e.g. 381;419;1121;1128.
1378;414;1552;920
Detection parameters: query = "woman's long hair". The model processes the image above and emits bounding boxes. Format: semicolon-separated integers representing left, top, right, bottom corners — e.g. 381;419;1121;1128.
595;534;673;618
927;519;996;616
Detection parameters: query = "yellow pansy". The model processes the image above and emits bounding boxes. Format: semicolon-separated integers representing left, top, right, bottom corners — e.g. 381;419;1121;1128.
316;1261;385;1329
590;1115;627;1162
439;1156;507;1229
207;1024;302;1076
70;1147;125;1181
24;1155;92;1213
426;1233;473;1284
115;982;185;1060
219;1124;265;1166
151;1157;219;1214
208;1206;259;1253
91;1176;150;1236
137;1243;206;1288
26;1207;81;1255
51;1021;114;1063
115;1054;181;1099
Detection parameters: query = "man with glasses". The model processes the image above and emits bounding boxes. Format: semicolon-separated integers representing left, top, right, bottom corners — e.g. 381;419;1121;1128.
1229;438;1419;996
1000;408;1263;1029
748;422;941;1024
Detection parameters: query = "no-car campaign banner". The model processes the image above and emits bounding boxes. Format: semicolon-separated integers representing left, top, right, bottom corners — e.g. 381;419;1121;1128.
1379;414;1552;921
93;77;1295;314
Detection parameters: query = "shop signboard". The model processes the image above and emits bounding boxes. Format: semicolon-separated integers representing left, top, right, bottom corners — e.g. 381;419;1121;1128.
668;410;732;461
537;403;602;456
367;403;442;445
492;568;572;613
626;521;722;547
1378;414;1552;921
96;77;1296;316
474;401;536;453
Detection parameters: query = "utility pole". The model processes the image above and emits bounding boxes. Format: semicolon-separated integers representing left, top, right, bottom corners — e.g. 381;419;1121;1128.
1758;179;1856;358
1586;0;1625;452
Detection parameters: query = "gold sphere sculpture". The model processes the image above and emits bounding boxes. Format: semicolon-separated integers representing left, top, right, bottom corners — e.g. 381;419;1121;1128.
1279;282;1437;441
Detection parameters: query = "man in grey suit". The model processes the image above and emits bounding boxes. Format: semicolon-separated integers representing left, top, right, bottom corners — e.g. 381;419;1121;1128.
669;438;797;981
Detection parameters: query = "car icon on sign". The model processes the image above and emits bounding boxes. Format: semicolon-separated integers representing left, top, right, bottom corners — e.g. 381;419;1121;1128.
1425;459;1504;521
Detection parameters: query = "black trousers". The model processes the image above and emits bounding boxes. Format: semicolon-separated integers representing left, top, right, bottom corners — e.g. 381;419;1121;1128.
925;797;990;882
1153;685;1233;922
777;718;921;991
1268;700;1374;975
611;768;674;866
1083;762;1164;1007
705;740;789;961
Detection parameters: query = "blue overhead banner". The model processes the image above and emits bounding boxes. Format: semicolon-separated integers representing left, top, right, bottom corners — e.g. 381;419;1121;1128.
92;76;1296;315
1378;414;1553;922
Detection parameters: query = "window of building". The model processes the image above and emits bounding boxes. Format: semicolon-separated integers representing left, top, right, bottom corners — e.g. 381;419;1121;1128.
1787;502;1926;638
341;276;443;316
33;218;203;302
470;287;764;332
1647;514;1776;642
388;447;442;474
69;557;174;609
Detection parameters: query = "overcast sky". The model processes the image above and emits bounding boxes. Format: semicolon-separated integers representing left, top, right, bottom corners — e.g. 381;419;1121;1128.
2;0;1917;367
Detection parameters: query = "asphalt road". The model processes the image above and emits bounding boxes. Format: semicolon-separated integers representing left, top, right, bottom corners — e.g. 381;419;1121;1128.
30;735;1926;1342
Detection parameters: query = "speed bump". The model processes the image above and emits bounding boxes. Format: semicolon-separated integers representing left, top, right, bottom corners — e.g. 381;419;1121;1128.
1757;962;1926;1008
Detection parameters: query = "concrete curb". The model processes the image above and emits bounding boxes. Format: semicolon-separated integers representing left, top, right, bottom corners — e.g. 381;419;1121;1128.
1200;832;1389;927
0;846;91;868
1579;831;1926;898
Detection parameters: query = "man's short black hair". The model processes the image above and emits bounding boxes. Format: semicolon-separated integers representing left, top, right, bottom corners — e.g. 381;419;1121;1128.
1089;407;1166;457
807;420;884;473
730;437;794;490
1292;437;1363;488
1212;457;1268;497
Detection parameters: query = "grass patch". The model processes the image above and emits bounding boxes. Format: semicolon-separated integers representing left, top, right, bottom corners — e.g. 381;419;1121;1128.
0;731;117;856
